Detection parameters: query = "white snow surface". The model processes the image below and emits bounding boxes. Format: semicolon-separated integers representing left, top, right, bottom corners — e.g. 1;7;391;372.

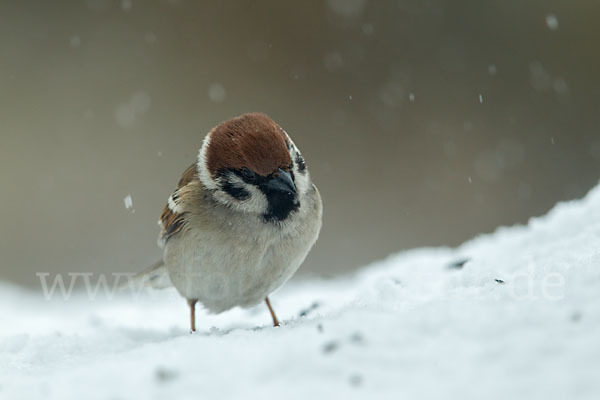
2;185;600;399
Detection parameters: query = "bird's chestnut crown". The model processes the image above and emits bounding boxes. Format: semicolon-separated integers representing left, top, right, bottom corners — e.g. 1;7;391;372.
204;113;291;177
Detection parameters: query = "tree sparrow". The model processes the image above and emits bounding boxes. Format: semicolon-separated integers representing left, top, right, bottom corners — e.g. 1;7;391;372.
141;113;322;331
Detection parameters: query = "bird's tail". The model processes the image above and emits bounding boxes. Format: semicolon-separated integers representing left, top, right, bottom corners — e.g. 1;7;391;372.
120;260;173;290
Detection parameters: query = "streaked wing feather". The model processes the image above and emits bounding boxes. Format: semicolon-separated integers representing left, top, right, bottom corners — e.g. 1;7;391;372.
158;163;199;246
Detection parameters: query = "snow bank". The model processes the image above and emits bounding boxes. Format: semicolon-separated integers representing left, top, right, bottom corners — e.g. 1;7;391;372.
2;185;600;400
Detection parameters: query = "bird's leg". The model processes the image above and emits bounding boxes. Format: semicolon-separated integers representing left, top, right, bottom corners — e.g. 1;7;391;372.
265;296;280;327
187;298;198;333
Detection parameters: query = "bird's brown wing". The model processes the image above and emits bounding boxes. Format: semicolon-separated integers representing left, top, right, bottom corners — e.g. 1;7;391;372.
158;163;200;247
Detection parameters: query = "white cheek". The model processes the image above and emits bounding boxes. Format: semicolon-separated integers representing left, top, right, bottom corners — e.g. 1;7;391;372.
197;133;218;190
298;175;311;197
294;166;311;196
286;140;311;196
238;183;269;214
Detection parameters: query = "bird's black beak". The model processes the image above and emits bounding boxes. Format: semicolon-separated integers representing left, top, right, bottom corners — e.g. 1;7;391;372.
260;169;299;222
261;169;296;196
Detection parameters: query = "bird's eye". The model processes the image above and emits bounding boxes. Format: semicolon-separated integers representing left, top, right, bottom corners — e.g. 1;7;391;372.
241;167;256;181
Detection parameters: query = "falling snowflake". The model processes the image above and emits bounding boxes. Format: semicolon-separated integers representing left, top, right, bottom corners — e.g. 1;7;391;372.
545;14;559;31
124;194;133;210
208;83;226;103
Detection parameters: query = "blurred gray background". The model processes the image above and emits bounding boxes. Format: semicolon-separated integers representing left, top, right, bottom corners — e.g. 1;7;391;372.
2;0;599;287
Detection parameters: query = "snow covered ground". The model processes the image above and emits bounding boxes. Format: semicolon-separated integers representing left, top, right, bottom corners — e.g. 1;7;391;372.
2;185;600;400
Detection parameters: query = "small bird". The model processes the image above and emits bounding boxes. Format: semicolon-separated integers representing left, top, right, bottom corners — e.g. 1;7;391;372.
139;113;322;331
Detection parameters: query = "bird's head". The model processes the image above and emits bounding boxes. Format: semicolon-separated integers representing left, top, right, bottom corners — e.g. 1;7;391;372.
197;113;310;222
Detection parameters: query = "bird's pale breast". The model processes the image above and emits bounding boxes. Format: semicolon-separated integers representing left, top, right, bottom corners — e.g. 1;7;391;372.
164;185;322;313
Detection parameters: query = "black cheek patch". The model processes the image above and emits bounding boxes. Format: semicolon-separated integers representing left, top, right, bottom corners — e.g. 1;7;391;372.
216;169;251;201
220;180;250;201
295;154;306;173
